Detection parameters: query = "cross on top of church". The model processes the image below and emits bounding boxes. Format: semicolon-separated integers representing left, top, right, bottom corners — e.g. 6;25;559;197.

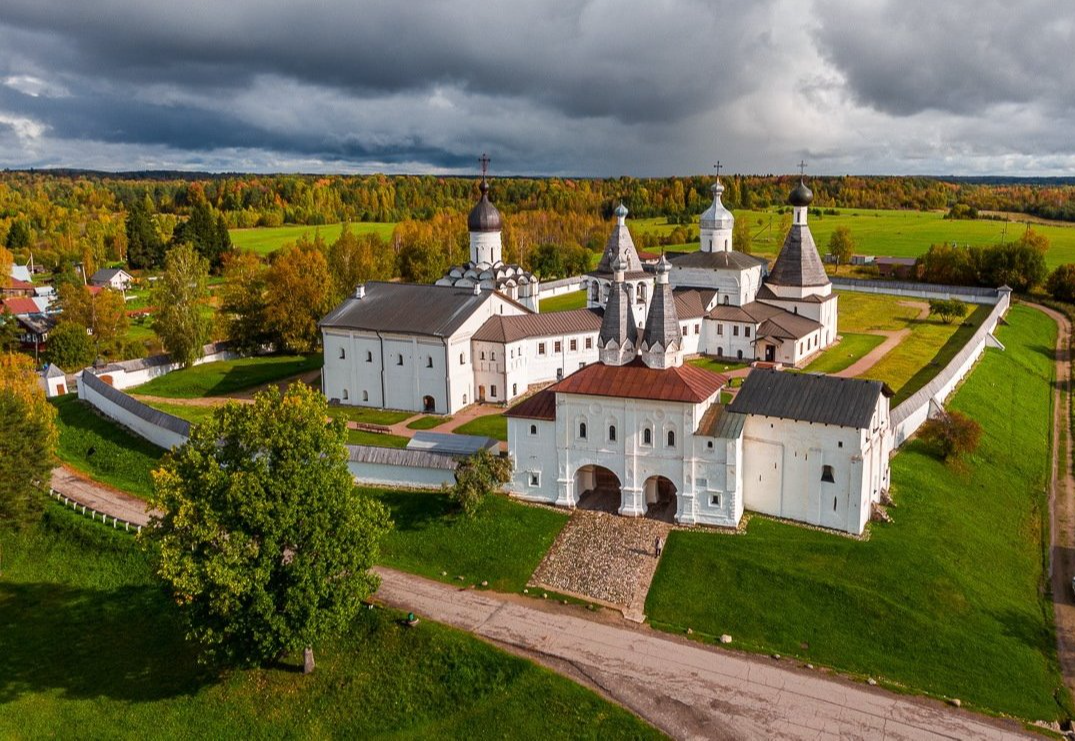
479;153;490;181
798;160;807;178
713;161;722;179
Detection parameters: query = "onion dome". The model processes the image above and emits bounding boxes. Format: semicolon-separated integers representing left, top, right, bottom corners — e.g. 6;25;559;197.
788;179;813;208
700;181;734;230
614;202;629;219
656;251;671;277
468;178;502;232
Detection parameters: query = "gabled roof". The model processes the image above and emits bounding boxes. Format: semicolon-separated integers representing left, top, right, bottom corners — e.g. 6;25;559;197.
668;250;768;272
768;225;829;288
505;388;557;420
755;284;836;304
2;297;41;315
696;403;746;439
729;369;891;429
10;265;31;283
472;308;603;343
753;312;822;341
320;282;518;337
89;268;131;284
551;358;725;403
672;289;712;320
3;277;34;292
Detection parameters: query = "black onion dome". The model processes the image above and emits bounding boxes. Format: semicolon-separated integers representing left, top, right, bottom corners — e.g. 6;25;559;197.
788;180;814;207
468;179;502;232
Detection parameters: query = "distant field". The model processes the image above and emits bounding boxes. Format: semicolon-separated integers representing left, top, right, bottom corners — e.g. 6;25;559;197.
539;290;587;313
633;209;1075;269
229;222;396;255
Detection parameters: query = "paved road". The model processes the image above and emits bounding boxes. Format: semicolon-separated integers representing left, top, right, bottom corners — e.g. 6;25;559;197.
50;466;155;527
374;567;1031;740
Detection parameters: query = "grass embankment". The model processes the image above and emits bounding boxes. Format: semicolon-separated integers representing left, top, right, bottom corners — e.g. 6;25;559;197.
646;305;1069;721
454;413;508;441
370;489;568;593
228;222;397;256
51;395;164;499
406;415;449;431
0;506;657;739
141;401;220;428
345;429;410;448
803;332;886;374
633;208;1075;268
132;355;322;399
539;290;588;313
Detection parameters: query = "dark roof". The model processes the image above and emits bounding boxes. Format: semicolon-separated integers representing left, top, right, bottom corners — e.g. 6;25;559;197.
505;388;557;420
641;269;679;354
346;444;459;470
407;431;499;455
707;301;819;339
789;180;814;207
595;222;644;274
729;369;891;429
754;284;836;304
668;250;768;272
598;281;634;349
472;308;603;343
16;314;56;335
89;268;130;283
467;180;502;232
81;370;191;438
696;403;746;439
552;358;725;403
768;225;829;288
672;289;713;320
320;282;511;337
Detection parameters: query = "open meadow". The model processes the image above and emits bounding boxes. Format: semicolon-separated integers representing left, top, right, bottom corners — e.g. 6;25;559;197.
0;505;658;740
645;305;1068;722
131;355;322;399
228;222;396;255
633;208;1075;269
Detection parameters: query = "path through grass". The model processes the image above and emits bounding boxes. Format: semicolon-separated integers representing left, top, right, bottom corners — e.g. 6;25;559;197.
645;305;1068;721
804;332;886;374
0;507;657;739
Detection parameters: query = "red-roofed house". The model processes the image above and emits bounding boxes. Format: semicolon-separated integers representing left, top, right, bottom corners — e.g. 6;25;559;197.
1;278;35;298
1;296;40;316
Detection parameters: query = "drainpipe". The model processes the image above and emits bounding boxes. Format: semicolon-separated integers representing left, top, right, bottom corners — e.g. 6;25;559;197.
376;330;386;407
442;336;451;414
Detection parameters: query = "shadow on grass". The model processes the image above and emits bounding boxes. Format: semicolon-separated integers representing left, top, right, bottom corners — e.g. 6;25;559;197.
893;304;994;404
203;355;322;397
0;581;212;704
370;489;456;533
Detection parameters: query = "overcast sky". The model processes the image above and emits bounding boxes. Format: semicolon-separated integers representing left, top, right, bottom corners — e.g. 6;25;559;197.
0;0;1072;177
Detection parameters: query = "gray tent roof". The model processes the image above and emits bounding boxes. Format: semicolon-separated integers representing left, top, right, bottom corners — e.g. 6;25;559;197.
320;282;508;337
598;280;634;349
669;250;768;273
641;270;680;354
729;369;890;429
594;222;644;274
767;225;829;288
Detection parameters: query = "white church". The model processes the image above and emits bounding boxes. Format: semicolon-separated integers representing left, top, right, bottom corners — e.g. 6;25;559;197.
321;168;839;416
505;250;893;536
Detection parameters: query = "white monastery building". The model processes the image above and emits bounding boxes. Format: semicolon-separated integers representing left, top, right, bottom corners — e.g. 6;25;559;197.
506;251;892;536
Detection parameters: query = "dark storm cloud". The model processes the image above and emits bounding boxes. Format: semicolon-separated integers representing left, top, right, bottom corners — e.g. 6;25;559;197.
813;0;1075;117
0;0;774;125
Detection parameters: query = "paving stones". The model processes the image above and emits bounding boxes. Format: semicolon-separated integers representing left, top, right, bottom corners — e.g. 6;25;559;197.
531;510;671;614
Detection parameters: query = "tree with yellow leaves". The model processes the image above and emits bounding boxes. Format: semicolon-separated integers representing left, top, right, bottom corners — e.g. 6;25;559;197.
0;353;58;525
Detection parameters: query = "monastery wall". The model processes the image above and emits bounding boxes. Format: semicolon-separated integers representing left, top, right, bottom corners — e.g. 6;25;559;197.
78;370;191;450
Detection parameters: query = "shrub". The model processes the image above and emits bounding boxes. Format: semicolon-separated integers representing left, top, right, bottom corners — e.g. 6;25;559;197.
447;448;514;516
918;410;982;461
1046;264;1075;303
928;298;969;325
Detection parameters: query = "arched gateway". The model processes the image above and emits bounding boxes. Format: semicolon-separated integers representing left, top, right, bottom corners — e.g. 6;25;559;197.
643;475;678;523
574;465;621;513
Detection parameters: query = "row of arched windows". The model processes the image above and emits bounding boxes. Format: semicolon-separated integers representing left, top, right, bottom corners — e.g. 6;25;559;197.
577;422;676;447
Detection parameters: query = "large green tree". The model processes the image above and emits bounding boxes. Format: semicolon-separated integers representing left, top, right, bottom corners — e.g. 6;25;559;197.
126;197;165;269
827;226;855;270
1047;264;1075;303
152;243;212;367
46;322;97;369
217;250;270;354
264;240;333;353
0;353;58;526
146;384;390;670
173;202;233;272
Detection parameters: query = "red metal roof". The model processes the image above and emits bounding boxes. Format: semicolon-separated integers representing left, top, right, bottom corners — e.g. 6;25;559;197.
1;297;40;315
3;278;34;291
504;388;557;420
551;358;725;403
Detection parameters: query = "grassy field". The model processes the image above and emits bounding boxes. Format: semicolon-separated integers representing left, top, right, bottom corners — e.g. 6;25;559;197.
646;305;1068;721
633;209;1075;269
406;415;449;430
51;396;164;499
540;290;588;313
803;332;886;374
132;354;322;399
141;400;223;428
687;357;750;375
327;405;414;426
370;489;568;592
345;429;410;448
454;413;508;441
0;507;658;739
229;222;397;255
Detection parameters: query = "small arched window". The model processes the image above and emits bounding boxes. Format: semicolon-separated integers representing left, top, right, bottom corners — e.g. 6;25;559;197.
529;424;537;436
460;353;466;365
512;383;518;395
579;422;588;439
609;425;617;442
362;390;369;401
643;428;652;446
365;350;373;362
339;347;346;360
821;465;835;483
397;354;404;366
342;389;349;400
427;356;433;368
667;430;675;447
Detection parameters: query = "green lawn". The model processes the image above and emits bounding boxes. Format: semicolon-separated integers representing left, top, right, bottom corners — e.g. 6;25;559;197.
688;357;750;374
634;209;1075;269
540;290;588;313
836;290;925;332
51;395;165;499
803;332;886;374
0;507;658;739
345;429;410;449
454;413;508;441
132;354;322;399
370;489;569;592
327;405;414;426
646;305;1068;721
141;400;225;428
229;222;397;256
406;415;449;430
